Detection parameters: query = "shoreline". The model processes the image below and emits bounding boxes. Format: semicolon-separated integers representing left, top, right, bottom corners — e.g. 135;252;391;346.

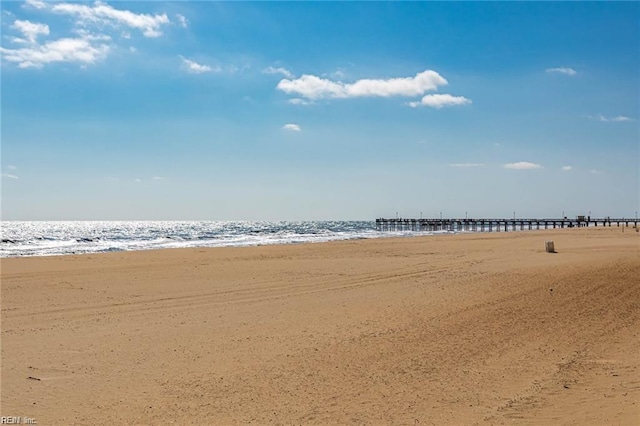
2;227;638;424
2;225;631;260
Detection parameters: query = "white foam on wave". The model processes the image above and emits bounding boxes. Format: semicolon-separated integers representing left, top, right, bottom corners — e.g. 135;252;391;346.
0;221;444;258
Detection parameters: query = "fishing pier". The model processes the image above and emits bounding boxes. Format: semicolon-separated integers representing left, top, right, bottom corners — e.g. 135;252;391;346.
376;217;638;232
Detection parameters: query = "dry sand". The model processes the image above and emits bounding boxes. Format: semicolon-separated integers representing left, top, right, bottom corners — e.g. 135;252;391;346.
1;227;639;424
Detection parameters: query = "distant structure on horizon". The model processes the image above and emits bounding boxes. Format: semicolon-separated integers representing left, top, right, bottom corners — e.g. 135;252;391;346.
376;216;637;232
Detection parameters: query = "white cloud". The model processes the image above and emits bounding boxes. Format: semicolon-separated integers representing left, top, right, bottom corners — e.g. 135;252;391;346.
152;176;163;180
611;116;633;122
12;20;50;43
1;35;110;68
1;173;18;180
590;169;603;175
448;163;484;168
277;70;448;100
288;98;313;106
50;1;170;38
408;94;472;109
282;123;301;132
263;66;294;78
504;162;543;170
546;67;577;76
135;178;142;183
3;2;177;69
24;0;46;9
73;29;111;42
7;165;17;170
561;165;572;171
180;56;216;74
176;14;188;28
587;114;634;122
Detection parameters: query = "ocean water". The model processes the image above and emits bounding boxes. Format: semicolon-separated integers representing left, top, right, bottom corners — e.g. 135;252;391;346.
0;221;446;258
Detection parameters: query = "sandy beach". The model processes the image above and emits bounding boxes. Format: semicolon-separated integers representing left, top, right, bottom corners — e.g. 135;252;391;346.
1;227;638;424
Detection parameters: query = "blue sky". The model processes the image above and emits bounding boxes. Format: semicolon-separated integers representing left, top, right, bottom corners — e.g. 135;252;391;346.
1;1;638;220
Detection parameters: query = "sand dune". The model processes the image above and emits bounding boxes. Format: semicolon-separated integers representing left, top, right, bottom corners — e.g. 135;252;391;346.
1;227;639;424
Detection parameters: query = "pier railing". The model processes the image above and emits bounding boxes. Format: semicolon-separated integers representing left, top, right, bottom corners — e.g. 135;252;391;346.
375;218;638;232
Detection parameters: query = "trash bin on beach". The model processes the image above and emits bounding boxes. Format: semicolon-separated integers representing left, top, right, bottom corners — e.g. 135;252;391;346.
545;241;555;253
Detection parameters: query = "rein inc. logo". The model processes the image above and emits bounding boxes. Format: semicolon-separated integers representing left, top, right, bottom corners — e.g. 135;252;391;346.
1;417;37;424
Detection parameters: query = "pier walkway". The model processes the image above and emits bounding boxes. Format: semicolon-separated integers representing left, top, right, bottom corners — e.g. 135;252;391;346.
376;217;638;232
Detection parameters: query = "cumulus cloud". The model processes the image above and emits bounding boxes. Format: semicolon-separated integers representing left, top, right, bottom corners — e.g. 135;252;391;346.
180;56;217;74
448;163;484;168
12;20;49;43
282;123;301;132
50;1;171;38
3;2;180;69
587;114;634;122
1;35;110;68
546;67;577;76
277;70;448;100
408;94;472;109
561;165;572;171
263;66;293;78
504;162;543;170
1;173;19;179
